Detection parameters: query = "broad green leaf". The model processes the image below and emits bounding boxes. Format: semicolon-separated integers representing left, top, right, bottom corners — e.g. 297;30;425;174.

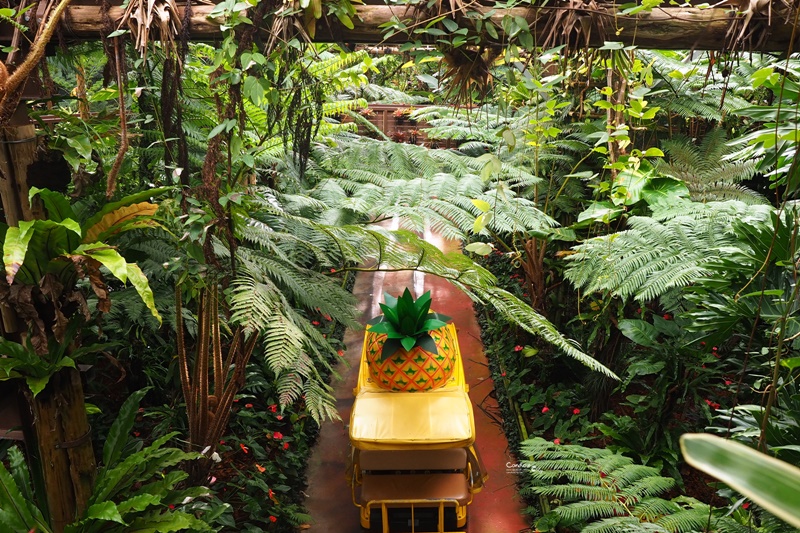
680;434;800;528
780;357;800;370
502;128;516;151
82;187;171;233
643;147;664;157
473;212;492;234
0;459;49;533
3;222;35;284
618;319;660;348
25;375;51;397
126;264;162;324
574;201;624;225
640;177;690;205
400;336;416;352
471;199;491;213
75;244;128;283
465;242;493;256
29;187;76;222
104;388;150;468
85;501;125;524
116;493;163;515
83;202;159;243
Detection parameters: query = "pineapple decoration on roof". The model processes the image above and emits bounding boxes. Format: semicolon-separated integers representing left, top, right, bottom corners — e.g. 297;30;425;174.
365;289;457;392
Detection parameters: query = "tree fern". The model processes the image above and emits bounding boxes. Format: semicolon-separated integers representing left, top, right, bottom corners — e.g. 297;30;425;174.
520;438;750;533
564;199;767;303
657;129;765;204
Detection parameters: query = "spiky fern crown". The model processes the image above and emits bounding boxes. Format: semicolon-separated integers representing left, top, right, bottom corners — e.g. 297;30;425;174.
366;289;451;361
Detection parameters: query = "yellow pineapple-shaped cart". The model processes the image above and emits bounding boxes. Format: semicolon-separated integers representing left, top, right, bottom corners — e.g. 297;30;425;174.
349;289;487;532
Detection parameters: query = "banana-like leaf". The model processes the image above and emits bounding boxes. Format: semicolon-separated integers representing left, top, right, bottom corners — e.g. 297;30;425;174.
126;263;162;324
103;388;151;468
29;187;76;223
83;202;159;243
0;455;51;533
81;187;171;232
75;243;128;283
3;221;35;284
680;433;800;528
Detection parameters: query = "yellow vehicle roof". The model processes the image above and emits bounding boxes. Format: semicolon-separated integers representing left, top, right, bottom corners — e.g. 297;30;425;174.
349;388;475;450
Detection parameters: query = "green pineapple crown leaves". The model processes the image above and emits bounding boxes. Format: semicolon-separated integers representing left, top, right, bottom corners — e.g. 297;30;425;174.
366;288;451;361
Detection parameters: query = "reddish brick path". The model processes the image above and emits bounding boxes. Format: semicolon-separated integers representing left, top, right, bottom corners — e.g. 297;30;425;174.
305;230;531;533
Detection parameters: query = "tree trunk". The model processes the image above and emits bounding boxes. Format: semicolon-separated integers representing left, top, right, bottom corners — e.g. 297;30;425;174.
20;368;96;533
46;3;800;51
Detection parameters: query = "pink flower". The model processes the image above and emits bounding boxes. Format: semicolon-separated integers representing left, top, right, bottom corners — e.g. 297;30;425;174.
270;515;278;522
209;476;217;484
553;438;561;445
273;431;284;440
541;406;550;414
276;415;283;420
514;345;523;352
725;380;733;386
572;408;581;415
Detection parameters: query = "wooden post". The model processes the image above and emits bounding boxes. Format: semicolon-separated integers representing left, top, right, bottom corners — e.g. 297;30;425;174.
0;105;95;532
20;369;96;533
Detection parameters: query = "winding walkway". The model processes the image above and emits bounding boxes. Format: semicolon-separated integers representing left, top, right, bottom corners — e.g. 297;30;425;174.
305;228;530;533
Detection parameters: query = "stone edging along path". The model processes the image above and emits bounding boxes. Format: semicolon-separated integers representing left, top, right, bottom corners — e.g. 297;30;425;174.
305;230;531;533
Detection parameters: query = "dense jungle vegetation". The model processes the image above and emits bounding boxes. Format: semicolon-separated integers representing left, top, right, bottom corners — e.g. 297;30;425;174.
1;1;800;531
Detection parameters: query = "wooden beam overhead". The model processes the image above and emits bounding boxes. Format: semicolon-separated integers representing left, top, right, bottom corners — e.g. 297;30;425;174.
39;2;800;52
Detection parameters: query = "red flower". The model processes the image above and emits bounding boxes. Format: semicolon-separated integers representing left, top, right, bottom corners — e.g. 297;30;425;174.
133;431;140;437
553;438;561;445
312;320;320;326
725;380;733;386
572;408;581;415
663;313;672;320
268;489;275;499
323;314;332;321
240;443;249;454
541;406;550;414
276;415;283;420
283;442;290;450
704;398;721;410
712;346;718;351
599;471;607;478
636;308;642;313
268;404;277;412
169;504;175;510
514;345;523;352
256;464;266;473
219;440;225;445
269;516;278;523
273;431;284;440
245;403;253;408
337;350;345;357
742;502;750;510
501;371;506;377
330;268;336;273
